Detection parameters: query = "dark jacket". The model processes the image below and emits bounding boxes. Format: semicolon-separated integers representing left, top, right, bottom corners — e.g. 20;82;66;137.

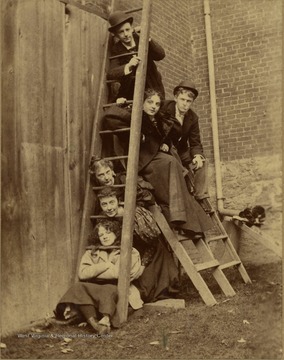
138;112;166;171
107;32;165;100
160;100;204;164
102;105;170;171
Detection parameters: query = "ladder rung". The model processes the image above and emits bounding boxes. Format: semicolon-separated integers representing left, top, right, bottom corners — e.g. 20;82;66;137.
103;100;133;109
218;260;241;270
125;7;143;14
177;235;190;242
92;184;125;191
206;235;228;242
103;155;128;161
177;234;204;242
195;259;220;272
90;215;123;219
99;128;130;134
109;51;138;60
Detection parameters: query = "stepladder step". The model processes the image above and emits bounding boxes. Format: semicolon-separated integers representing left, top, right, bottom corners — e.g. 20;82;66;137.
218;260;241;270
195;259;220;272
206;234;228;242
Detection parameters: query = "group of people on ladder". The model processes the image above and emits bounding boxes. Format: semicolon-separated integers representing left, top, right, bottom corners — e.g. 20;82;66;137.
54;10;214;335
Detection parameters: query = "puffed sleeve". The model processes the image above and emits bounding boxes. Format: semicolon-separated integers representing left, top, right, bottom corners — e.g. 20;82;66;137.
129;248;143;281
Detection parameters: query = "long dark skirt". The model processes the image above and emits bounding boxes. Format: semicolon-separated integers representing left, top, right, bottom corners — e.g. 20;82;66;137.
134;239;179;303
55;282;119;325
140;152;213;233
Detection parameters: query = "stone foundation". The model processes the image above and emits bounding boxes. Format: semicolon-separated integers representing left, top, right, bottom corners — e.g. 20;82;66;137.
207;155;282;264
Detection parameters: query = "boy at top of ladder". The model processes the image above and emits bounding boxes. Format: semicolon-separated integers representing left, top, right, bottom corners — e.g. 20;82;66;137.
107;10;166;101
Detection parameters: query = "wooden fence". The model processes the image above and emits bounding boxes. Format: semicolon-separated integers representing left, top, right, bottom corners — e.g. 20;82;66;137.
1;0;107;334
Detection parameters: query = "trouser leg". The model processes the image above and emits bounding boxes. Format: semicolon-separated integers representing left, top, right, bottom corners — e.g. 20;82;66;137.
193;159;209;200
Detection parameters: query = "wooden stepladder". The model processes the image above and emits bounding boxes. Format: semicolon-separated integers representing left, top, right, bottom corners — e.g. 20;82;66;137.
78;0;251;325
150;200;251;307
204;202;252;282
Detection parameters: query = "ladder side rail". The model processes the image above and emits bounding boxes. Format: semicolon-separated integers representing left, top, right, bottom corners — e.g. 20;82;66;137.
149;205;217;306
116;0;152;324
193;236;236;296
209;212;252;284
76;0;115;278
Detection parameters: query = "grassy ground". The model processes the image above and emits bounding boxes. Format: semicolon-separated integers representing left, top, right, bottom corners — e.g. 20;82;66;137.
1;259;282;360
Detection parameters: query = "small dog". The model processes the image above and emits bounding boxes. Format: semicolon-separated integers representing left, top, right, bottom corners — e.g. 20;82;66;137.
239;206;266;227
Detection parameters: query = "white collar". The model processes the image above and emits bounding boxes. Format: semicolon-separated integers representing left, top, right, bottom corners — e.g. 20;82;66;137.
175;104;185;125
122;37;136;50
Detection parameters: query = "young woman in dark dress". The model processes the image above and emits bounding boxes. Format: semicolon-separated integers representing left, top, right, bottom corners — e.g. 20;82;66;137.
102;89;213;236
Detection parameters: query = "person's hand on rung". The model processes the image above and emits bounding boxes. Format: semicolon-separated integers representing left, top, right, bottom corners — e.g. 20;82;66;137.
128;55;141;70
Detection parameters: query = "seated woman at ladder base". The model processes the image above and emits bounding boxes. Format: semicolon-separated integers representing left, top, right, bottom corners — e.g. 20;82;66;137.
54;219;143;333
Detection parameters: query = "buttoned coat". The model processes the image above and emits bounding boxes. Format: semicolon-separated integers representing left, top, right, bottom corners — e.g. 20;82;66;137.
160;100;204;165
107;32;165;99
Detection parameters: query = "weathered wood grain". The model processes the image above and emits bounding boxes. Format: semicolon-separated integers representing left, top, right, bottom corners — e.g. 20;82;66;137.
1;0;108;334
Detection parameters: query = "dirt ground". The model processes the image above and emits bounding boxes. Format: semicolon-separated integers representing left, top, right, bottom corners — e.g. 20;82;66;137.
1;238;282;360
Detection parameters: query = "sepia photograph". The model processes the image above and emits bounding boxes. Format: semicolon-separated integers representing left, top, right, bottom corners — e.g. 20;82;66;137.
1;0;282;359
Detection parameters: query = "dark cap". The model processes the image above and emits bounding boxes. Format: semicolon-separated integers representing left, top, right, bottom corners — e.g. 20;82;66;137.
108;11;133;33
173;80;199;98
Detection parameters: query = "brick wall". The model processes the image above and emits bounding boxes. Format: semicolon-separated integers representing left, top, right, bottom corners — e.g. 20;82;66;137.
80;0;282;163
189;0;282;162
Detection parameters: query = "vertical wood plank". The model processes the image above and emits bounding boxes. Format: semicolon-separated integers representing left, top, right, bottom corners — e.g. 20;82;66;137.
1;0;110;334
43;0;73;310
66;7;109;276
1;0;71;333
64;5;82;277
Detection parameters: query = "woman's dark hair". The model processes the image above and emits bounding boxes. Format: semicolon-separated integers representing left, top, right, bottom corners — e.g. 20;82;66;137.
89;156;114;175
97;186;118;200
88;219;121;245
89;156;115;186
144;88;163;101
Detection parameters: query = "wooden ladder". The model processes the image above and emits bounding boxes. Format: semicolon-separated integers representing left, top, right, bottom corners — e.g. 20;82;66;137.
77;0;152;325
